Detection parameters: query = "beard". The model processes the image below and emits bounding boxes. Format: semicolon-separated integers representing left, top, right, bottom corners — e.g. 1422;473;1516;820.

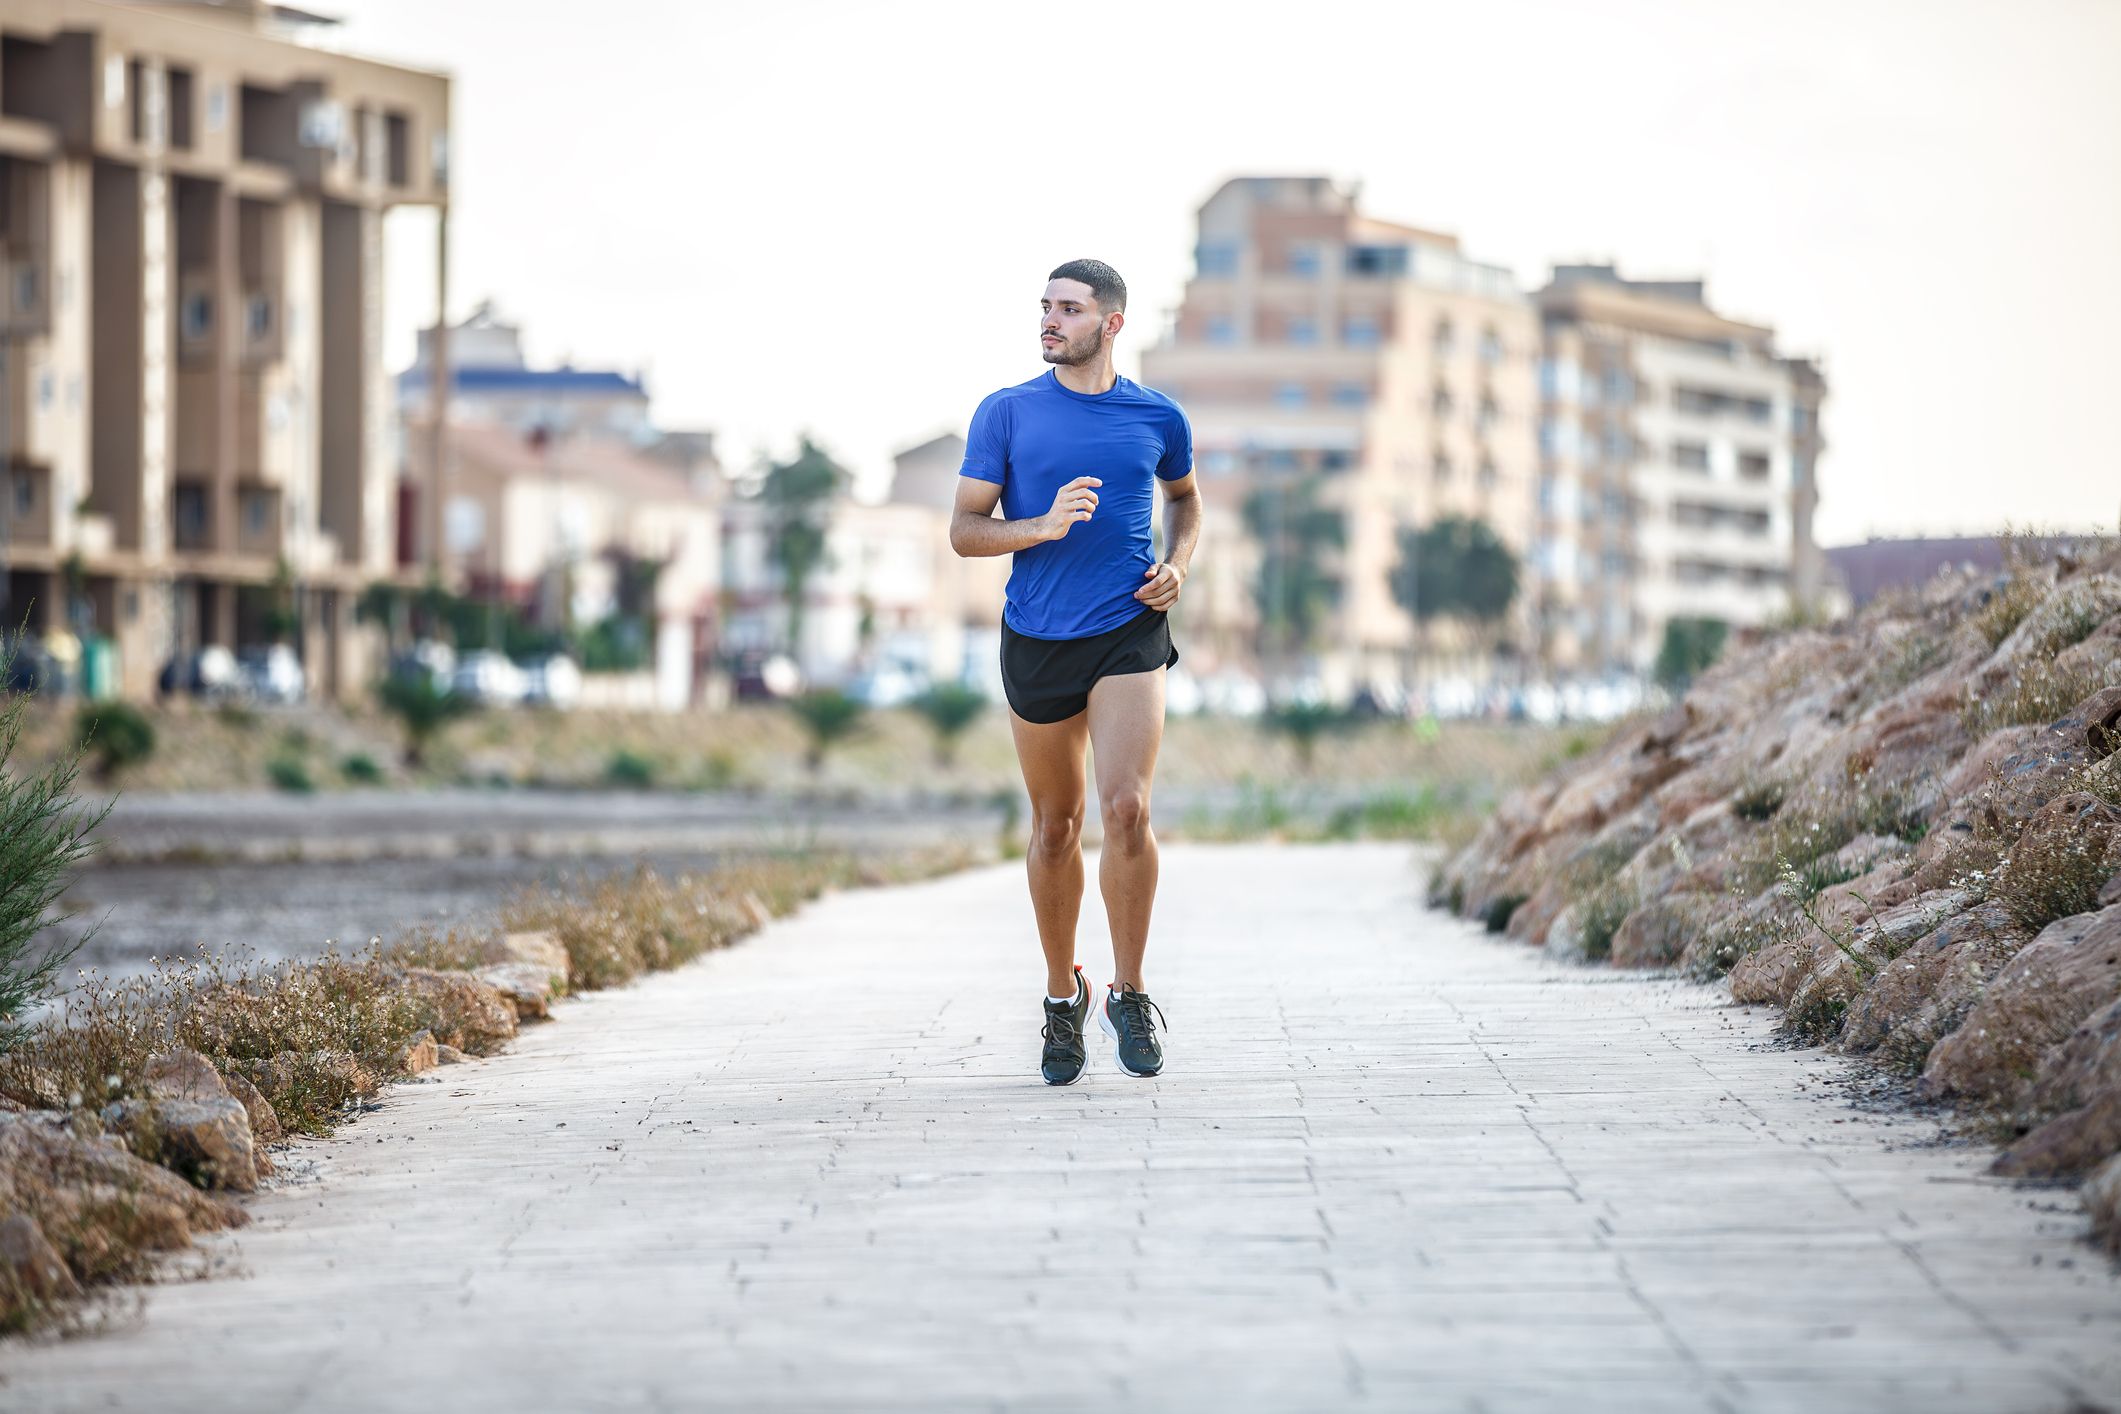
1041;323;1105;366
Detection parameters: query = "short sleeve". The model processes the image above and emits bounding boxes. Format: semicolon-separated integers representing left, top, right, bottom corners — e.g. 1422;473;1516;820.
1155;403;1194;481
959;394;1010;485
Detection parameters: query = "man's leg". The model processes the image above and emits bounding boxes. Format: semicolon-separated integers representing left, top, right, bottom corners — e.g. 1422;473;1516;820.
1009;708;1091;997
1086;668;1166;990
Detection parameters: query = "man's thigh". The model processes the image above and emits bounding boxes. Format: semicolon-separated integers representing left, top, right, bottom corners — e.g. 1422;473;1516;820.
1085;667;1166;797
1009;708;1090;811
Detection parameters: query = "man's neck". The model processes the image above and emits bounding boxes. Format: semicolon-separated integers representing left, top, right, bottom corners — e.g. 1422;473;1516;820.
1052;358;1118;396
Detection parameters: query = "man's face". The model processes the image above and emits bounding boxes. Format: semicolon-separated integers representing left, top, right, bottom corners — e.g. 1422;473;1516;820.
1040;278;1118;365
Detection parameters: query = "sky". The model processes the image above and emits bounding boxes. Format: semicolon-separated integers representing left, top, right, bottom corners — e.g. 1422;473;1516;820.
333;0;2121;544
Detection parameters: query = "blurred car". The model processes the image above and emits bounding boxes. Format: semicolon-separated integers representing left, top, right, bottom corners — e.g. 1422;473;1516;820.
450;649;528;706
522;653;582;709
238;644;305;704
160;645;245;700
4;635;60;693
846;661;924;708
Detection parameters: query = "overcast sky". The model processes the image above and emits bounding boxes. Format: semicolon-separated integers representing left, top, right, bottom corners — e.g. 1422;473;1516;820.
337;0;2121;544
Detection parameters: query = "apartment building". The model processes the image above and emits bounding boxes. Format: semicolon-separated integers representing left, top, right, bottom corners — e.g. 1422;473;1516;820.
1140;176;1538;696
1533;265;1826;672
0;0;446;698
399;301;653;443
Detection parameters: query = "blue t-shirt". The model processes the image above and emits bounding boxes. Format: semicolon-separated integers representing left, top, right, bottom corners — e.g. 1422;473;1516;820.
959;370;1193;640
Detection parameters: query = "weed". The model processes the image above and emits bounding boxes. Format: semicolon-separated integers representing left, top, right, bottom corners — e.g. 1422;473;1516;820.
1962;658;2118;737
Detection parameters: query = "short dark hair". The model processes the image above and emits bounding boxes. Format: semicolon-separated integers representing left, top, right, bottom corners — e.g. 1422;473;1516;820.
1048;258;1127;314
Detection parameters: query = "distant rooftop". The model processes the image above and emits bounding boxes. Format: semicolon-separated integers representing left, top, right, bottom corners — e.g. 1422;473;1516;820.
398;366;646;397
1548;264;1708;306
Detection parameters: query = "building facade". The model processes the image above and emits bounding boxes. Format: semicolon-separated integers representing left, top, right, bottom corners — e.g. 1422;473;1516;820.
1139;176;1539;697
1532;266;1827;673
0;0;447;699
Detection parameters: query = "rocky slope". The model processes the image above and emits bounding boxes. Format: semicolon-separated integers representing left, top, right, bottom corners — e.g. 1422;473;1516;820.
1432;541;2121;1248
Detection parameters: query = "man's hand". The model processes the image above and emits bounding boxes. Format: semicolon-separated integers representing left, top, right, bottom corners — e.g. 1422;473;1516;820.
1135;560;1186;611
1040;477;1101;541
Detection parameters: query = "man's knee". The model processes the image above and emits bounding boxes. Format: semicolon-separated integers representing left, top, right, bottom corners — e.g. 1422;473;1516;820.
1030;805;1084;854
1100;788;1150;839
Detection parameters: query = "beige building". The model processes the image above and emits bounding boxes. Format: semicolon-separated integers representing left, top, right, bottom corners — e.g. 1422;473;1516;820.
1139;176;1539;696
0;0;447;698
1533;265;1826;673
405;419;720;710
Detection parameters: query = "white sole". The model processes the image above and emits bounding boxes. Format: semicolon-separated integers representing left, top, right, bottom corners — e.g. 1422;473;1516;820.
1098;997;1161;1078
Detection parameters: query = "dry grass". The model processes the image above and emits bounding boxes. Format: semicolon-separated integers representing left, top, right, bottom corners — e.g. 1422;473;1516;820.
1961;657;2120;737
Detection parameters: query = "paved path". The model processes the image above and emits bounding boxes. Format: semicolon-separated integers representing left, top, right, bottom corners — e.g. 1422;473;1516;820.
6;843;2119;1412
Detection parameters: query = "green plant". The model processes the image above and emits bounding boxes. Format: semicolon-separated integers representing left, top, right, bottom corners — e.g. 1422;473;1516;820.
1655;616;1728;690
910;683;988;766
605;748;656;789
1777;857;1878;982
76;701;155;779
1577;882;1637;961
0;668;108;1052
788;688;868;772
377;673;475;767
339;751;383;784
266;756;315;793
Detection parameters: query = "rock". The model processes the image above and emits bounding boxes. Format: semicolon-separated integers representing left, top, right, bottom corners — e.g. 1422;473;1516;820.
100;1097;259;1193
2076;684;2121;761
482;929;571;988
1989;792;2121;931
435;1043;468;1065
1992;1091;2121;1180
1731;934;1828;1007
474;963;556;1021
223;1071;282;1145
1841;903;2024;1059
1609;893;1717;968
394;967;518;1054
1544;903;1587;964
2027;996;2121;1114
0;1110;247;1252
142;1048;232;1105
397;1029;439;1075
2084;1153;2121;1256
1921;905;2121;1106
0;1212;80;1305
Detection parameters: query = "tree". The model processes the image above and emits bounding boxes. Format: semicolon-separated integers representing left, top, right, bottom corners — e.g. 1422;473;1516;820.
1655;616;1727;690
378;673;476;767
910;683;987;766
1242;479;1345;667
760;437;850;656
1389;515;1520;632
788;688;868;773
0;652;108;1051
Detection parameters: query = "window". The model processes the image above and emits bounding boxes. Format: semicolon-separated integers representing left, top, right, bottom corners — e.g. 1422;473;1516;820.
1330;382;1366;408
244;492;270;534
1202;450;1238;476
1792;406;1812;436
1196;241;1240;278
1602;370;1632;404
1793;456;1811;487
1431;317;1455;359
1205;314;1237;346
1431;453;1453;484
1346;244;1408;278
1321;449;1353;472
1477;459;1499;490
1344;314;1381;348
1286;244;1324;278
1479;329;1504;365
1285;316;1317;346
181;291;213;342
1430;385;1454;419
1737;450;1771;481
246;293;273;342
1274;382;1307;409
12;474;33;518
1743;397;1772;423
1673;442;1710;472
1476;397;1499;434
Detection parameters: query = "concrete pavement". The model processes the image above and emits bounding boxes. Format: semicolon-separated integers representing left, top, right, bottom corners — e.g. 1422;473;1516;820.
5;843;2119;1412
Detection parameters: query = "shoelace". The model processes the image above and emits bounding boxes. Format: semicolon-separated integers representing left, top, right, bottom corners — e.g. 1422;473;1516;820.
1041;1009;1082;1050
1115;989;1165;1039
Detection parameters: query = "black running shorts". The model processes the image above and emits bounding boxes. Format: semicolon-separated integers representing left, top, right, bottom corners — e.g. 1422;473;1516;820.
1000;607;1179;725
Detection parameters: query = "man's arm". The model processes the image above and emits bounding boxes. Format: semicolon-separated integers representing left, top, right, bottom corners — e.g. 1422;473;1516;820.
950;475;1102;557
1135;471;1203;611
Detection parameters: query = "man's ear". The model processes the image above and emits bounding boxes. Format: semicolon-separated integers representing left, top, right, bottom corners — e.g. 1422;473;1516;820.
1107;310;1126;339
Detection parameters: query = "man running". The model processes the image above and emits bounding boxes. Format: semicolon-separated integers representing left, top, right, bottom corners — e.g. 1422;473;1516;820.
949;258;1203;1086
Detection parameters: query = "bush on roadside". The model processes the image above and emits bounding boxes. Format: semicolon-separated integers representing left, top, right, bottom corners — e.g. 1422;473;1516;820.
75;701;155;780
909;683;988;767
266;756;315;793
339;751;384;785
787;689;868;773
0;671;106;1052
604;748;656;789
377;674;474;768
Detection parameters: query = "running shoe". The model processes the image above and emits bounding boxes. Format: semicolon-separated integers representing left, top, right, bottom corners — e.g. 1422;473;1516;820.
1040;965;1090;1086
1099;984;1165;1077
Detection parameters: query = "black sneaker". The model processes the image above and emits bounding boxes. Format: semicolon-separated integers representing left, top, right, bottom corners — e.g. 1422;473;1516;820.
1040;966;1090;1086
1099;984;1165;1077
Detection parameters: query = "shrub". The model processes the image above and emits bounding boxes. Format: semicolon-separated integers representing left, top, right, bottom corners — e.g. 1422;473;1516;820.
909;683;987;766
1732;779;1787;822
377;673;474;767
1262;701;1349;773
0;674;107;1051
788;689;868;772
266;756;315;793
1577;882;1637;961
1962;658;2119;737
339;751;384;785
1972;574;2044;648
1655;616;1727;690
76;701;155;779
605;749;656;789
